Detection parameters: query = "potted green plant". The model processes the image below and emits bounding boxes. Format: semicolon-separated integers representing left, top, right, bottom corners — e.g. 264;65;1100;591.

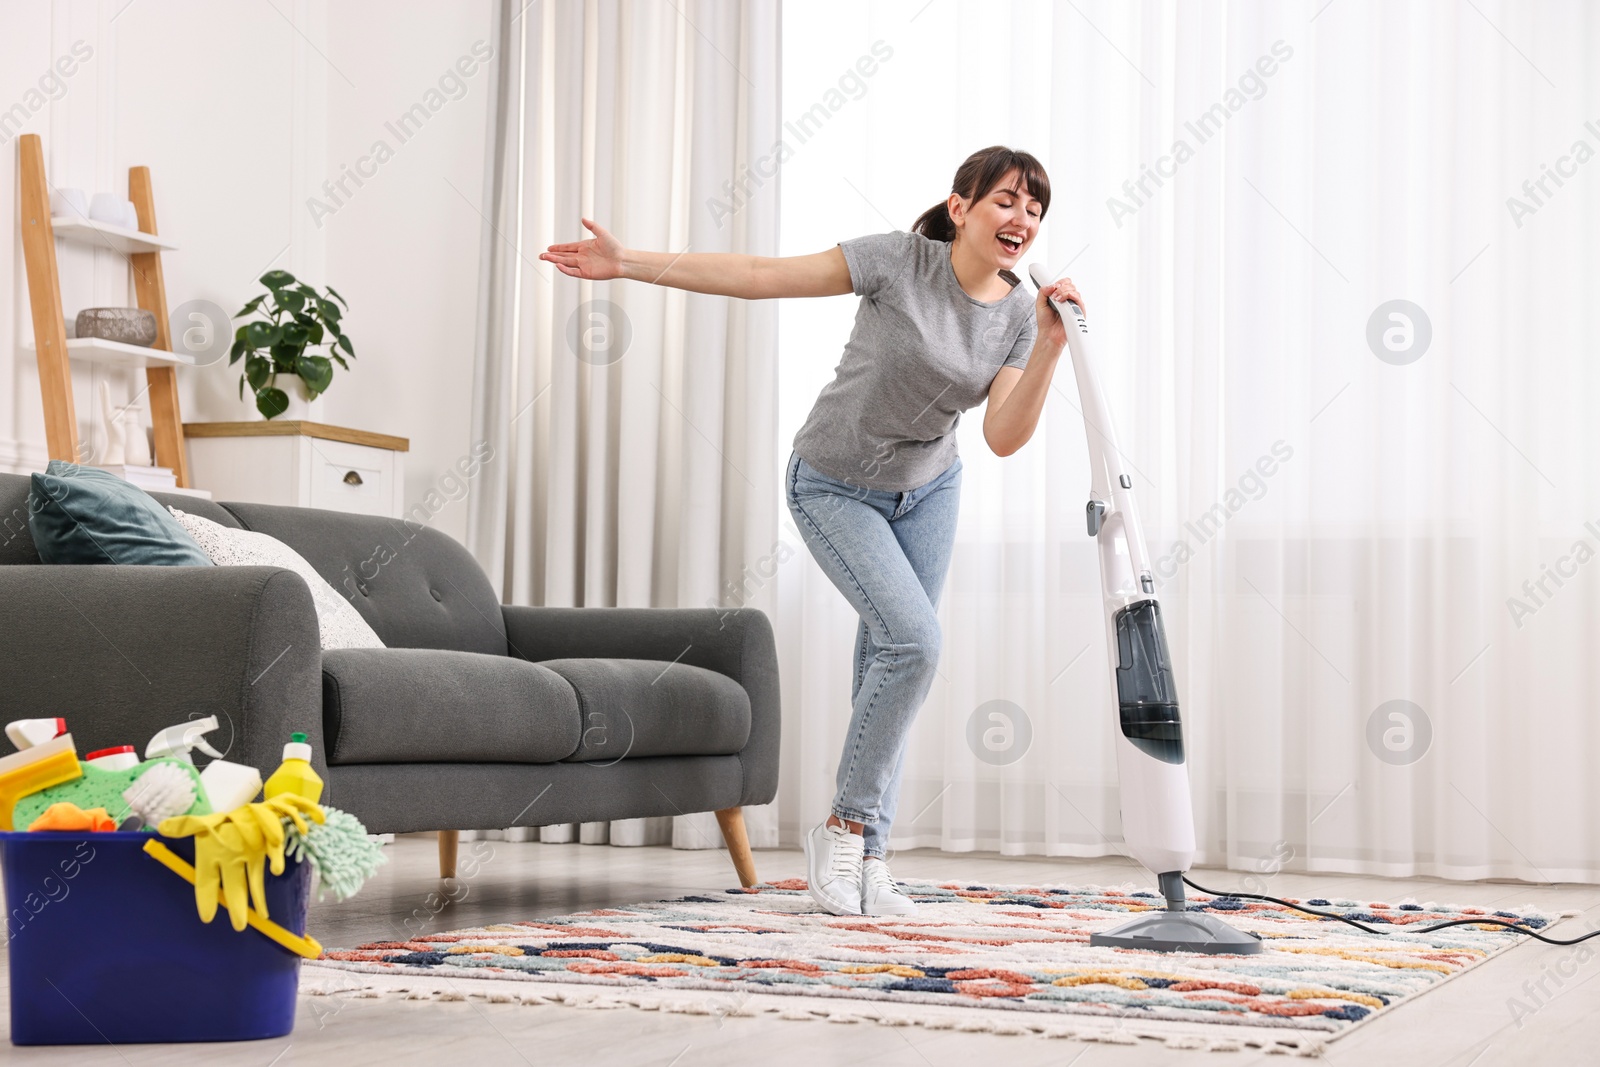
229;271;356;419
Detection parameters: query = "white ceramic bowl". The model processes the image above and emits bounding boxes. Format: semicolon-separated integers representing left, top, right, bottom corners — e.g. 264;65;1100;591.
50;187;88;218
89;192;124;224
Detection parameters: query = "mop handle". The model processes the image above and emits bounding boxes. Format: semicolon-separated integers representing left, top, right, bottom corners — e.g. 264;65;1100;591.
1027;265;1157;595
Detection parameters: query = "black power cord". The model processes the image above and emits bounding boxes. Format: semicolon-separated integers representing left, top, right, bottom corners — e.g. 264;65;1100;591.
1181;875;1600;947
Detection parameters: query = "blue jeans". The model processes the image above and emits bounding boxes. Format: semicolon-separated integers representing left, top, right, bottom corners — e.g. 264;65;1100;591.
784;450;962;858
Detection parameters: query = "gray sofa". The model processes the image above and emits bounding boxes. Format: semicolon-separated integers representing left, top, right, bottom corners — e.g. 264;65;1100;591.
0;473;778;884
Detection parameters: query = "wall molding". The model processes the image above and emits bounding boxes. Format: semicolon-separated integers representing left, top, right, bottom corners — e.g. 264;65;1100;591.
0;438;51;476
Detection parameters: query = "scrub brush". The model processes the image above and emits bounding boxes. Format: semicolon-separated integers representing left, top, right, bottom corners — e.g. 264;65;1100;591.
121;762;199;829
283;806;387;902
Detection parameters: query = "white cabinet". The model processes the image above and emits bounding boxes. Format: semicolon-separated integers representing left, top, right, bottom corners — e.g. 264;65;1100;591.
183;422;408;518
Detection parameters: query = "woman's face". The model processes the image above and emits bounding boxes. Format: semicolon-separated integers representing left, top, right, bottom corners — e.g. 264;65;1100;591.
949;168;1044;269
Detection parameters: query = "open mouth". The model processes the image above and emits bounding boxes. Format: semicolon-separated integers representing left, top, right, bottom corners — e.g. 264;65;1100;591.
996;232;1024;257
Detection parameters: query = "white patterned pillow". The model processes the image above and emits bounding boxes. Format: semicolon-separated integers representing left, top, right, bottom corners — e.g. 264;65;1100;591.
169;507;385;651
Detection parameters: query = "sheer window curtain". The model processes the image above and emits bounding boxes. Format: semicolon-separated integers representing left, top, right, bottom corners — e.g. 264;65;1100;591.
776;1;1600;883
466;0;781;850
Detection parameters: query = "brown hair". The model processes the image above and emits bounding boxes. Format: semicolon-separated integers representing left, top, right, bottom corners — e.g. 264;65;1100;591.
912;146;1051;244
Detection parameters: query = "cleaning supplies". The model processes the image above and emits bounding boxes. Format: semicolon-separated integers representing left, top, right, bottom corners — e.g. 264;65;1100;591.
5;718;65;749
199;761;262;813
145;715;261;812
12;757;210;831
28;802;117;832
282;806;386;902
140;839;324;960
263;732;323;804
121;762;199;829
157;794;324;930
144;715;225;763
84;746;141;772
0;734;82;831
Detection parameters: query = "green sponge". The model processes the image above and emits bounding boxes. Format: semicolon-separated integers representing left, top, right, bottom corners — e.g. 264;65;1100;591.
14;758;211;830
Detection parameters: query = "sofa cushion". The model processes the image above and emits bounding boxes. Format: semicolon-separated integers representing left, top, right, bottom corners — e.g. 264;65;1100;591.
27;461;211;566
221;502;507;657
170;507;385;651
322;648;580;764
538;658;751;763
0;473;246;565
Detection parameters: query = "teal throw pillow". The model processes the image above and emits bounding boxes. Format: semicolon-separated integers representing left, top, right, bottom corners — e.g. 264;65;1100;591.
28;460;212;566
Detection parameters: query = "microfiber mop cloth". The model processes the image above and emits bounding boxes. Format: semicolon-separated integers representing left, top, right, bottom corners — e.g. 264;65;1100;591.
284;807;387;902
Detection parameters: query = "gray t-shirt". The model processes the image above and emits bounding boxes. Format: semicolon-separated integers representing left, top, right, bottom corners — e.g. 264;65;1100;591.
792;229;1038;491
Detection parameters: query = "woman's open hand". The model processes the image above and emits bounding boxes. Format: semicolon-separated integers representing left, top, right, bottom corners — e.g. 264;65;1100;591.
1035;277;1085;352
541;217;626;280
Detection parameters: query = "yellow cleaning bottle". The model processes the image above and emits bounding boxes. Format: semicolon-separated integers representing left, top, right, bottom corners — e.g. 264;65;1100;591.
263;732;323;804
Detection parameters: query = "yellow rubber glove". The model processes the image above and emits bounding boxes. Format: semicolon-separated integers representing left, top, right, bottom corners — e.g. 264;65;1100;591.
262;792;320;839
158;811;246;930
159;795;325;931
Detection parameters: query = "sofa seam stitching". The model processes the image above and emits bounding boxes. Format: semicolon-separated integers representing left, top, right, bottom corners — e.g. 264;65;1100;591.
324;668;345;763
736;609;751;805
219;502;254;531
561;671;586;763
236;569;280;770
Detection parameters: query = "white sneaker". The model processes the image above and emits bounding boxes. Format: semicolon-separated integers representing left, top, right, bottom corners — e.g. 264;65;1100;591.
803;820;864;915
861;859;918;916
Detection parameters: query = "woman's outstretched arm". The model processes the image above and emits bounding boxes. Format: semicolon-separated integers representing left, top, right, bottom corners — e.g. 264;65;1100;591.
541;217;853;299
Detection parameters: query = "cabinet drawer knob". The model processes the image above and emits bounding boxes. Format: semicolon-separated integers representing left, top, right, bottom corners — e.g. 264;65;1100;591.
342;470;364;486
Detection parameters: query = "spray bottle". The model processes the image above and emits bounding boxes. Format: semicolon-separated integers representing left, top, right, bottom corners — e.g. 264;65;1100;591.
145;716;262;813
264;732;324;804
5;718;66;750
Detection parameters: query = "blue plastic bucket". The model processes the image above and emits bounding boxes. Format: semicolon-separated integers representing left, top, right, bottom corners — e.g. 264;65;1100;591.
0;830;310;1044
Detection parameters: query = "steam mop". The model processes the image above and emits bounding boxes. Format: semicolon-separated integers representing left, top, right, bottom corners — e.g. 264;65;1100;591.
1029;263;1261;954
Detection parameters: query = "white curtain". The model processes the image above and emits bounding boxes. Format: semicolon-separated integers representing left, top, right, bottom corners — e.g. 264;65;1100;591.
467;0;782;850
776;0;1600;882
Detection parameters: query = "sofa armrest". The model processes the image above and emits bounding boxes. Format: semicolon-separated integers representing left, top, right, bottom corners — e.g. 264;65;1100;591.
0;565;323;784
500;606;779;806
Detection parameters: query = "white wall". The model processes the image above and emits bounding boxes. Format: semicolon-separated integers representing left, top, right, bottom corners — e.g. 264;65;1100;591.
322;1;495;543
1;0;493;545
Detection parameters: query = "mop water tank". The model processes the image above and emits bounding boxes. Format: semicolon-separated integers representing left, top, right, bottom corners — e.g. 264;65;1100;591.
1113;600;1184;765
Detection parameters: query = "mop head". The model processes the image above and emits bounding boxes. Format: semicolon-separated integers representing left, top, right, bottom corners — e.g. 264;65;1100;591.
283;805;387;902
1090;910;1264;954
122;762;200;828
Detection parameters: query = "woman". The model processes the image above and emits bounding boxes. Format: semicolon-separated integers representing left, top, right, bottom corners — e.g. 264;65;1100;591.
541;145;1082;917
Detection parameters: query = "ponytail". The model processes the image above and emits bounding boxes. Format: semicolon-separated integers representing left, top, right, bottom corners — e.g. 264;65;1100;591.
912;201;958;242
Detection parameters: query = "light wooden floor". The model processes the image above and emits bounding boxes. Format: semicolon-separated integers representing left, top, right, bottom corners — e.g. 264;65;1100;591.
3;835;1597;1065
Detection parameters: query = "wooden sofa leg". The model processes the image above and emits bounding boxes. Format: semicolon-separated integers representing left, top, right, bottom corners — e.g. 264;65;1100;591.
715;806;758;887
439;830;459;879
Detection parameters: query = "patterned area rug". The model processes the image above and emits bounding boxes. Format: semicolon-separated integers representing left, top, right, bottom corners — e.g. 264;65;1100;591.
303;879;1569;1056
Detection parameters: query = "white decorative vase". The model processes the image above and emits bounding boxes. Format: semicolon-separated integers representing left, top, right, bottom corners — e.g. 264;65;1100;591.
97;379;153;466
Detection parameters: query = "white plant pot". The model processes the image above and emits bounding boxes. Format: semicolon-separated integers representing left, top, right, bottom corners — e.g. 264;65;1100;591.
249;375;322;421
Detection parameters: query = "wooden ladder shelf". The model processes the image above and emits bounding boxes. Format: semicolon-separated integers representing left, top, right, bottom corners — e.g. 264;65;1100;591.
17;133;191;487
